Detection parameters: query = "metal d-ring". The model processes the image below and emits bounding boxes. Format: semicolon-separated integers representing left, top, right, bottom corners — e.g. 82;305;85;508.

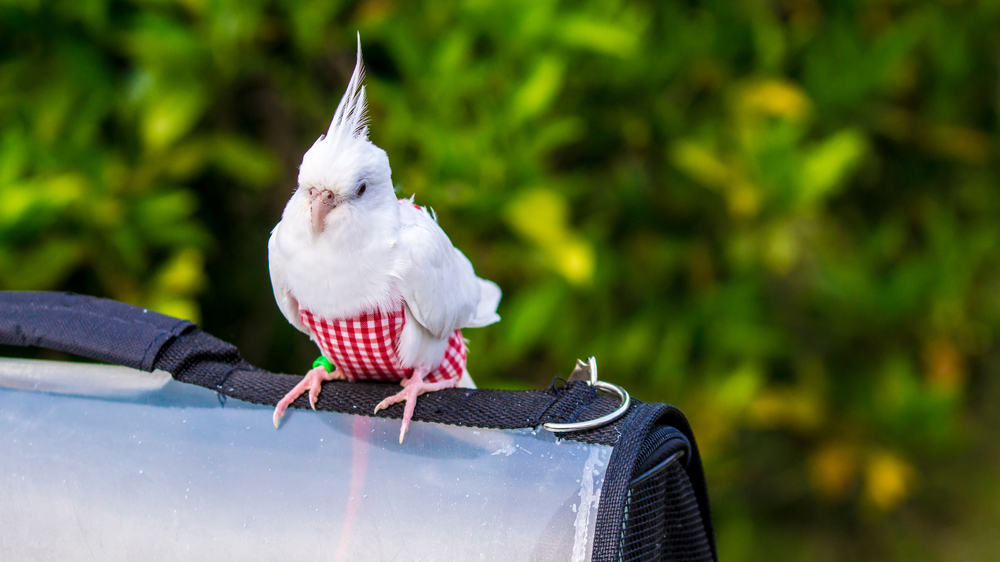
543;356;632;433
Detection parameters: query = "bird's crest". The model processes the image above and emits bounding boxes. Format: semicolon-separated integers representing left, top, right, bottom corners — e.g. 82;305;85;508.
302;33;371;171
327;33;370;143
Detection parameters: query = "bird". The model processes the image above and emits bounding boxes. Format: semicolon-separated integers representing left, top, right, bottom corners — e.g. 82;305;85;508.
268;34;501;443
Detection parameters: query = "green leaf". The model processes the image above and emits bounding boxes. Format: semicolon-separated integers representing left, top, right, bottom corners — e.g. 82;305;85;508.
670;141;730;187
211;135;279;189
1;238;83;290
141;86;207;151
134;189;198;228
557;16;640;58
510;56;565;123
503;281;566;354
798;128;868;208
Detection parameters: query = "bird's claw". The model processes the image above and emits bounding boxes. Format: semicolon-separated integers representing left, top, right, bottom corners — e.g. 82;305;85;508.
271;364;343;428
372;371;455;443
372;395;397;415
372;387;418;443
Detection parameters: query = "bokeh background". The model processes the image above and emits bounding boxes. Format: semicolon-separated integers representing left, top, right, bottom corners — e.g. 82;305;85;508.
3;0;1000;559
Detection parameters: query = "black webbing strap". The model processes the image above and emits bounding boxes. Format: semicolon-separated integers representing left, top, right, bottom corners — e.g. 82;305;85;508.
0;291;629;444
0;291;195;372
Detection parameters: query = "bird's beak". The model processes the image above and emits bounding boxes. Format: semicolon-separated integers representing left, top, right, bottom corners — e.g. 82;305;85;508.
309;188;337;233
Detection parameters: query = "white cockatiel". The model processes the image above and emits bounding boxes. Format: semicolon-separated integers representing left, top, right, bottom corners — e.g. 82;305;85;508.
269;35;501;443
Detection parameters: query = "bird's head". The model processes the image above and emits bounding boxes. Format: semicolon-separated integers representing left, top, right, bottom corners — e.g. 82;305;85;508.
292;34;395;237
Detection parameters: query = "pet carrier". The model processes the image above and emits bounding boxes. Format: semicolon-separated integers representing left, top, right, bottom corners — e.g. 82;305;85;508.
0;291;715;562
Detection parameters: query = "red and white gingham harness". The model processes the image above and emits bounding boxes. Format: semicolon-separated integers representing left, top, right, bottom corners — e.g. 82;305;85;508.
300;306;466;385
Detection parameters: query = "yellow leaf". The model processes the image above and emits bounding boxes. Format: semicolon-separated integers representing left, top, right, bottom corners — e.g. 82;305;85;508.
504;188;567;244
747;387;824;432
738;79;811;122
548;236;594;285
670;142;731;187
504;188;594;285
865;451;916;510
155;249;206;295
148;297;201;324
727;181;761;219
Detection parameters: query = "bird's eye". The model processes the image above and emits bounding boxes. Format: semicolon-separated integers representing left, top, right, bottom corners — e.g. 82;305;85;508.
357;182;367;197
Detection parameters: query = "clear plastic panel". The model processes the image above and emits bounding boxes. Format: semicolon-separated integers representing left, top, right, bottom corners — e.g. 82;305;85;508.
0;358;610;562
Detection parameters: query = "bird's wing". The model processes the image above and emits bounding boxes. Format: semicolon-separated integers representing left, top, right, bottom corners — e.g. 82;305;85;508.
268;224;309;335
398;206;500;339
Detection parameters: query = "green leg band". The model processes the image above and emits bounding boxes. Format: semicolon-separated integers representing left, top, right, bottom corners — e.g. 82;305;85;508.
312;356;334;372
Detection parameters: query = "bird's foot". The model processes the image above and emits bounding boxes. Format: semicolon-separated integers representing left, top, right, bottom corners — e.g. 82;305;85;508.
273;365;344;428
373;372;455;444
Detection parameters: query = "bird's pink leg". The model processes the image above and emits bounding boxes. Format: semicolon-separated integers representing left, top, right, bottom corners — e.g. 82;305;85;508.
373;367;457;443
272;365;345;428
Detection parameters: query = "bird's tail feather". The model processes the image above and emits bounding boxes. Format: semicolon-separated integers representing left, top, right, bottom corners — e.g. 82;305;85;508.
457;368;477;389
466;278;501;328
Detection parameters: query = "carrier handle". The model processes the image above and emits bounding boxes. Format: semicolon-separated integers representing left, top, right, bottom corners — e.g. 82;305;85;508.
1;292;630;434
543;357;631;433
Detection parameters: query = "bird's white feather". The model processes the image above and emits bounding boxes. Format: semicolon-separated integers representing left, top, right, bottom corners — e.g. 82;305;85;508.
270;189;403;319
298;33;375;195
392;204;500;368
397;205;480;338
328;33;369;142
268;226;308;334
469;278;502;328
269;35;500;375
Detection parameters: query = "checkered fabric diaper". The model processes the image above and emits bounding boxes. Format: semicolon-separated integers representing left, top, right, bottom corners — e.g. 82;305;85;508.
299;306;466;385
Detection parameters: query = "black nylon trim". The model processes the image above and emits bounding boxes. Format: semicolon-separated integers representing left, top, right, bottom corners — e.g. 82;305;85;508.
592;403;665;562
656;405;717;561
591;403;717;562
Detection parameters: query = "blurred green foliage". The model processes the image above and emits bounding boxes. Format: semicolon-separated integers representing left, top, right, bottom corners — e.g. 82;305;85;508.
4;0;1000;560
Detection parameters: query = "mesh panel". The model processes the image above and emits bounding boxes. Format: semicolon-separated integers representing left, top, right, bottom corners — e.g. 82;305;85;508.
620;458;713;562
